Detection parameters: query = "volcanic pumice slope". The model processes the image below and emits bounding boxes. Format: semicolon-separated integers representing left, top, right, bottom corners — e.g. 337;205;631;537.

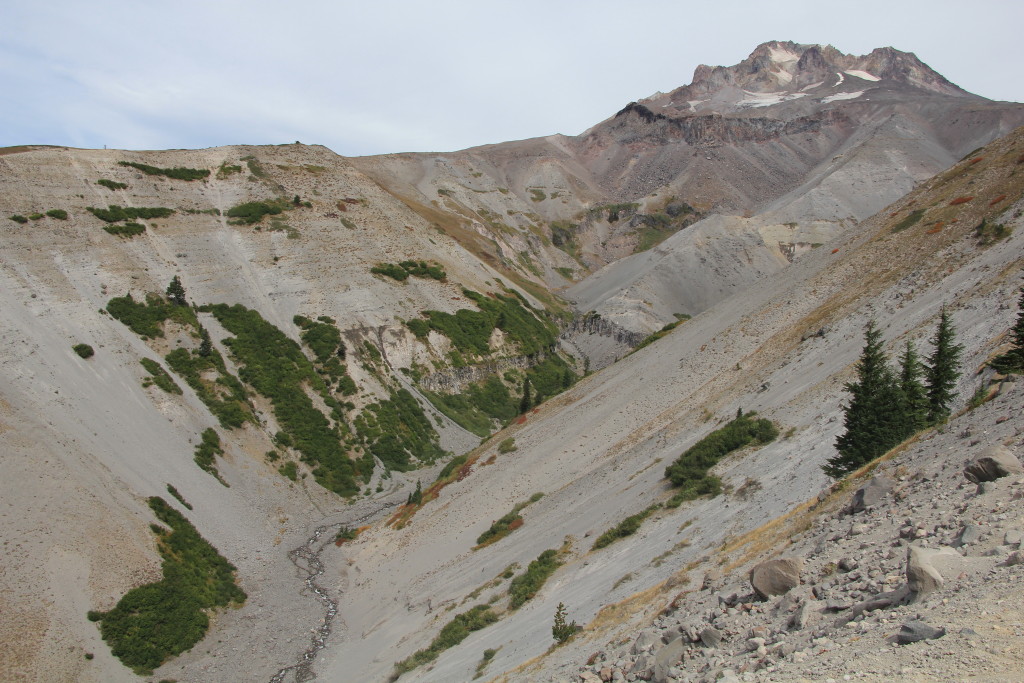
0;42;1022;683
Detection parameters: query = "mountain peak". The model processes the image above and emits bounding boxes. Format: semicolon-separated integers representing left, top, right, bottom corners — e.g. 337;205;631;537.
646;42;973;115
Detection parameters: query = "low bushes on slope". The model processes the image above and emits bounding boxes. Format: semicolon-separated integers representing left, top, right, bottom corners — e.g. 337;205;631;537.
392;605;499;678
508;548;562;609
475;492;544;548
117;160;210;181
664;411;778;507
87;497;245;675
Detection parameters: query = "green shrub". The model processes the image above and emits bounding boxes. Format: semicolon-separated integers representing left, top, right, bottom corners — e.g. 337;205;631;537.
207;303;365;495
164;347;251;429
165;484;192;510
474;493;542;547
103;222;146;237
87;205;173;222
664;412;778;506
508;549;561;609
370;263;408;281
97;178;129;190
393;605;498;676
497;437;516;454
353;389;446;472
45;209;68;220
73;343;95;358
106;292;198;339
9;214;28;223
217;162;242;177
279;461;298;481
89;497;245;674
225;199;288;225
193;428;227;485
117;161;210;181
141;358;183;394
28;213;44;220
420;289;557;358
422;376;516;437
591;504;659;550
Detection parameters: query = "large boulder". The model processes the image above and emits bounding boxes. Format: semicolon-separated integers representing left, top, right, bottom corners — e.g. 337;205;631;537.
964;445;1023;483
749;557;803;600
907;545;964;597
652;637;686;683
849;475;895;513
897;620;946;644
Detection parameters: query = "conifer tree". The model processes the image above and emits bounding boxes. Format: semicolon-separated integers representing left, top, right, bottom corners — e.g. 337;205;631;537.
198;326;213;357
824;321;903;478
897;340;929;435
551;602;578;644
519;376;532;414
991;286;1024;374
924;307;964;424
166;275;187;306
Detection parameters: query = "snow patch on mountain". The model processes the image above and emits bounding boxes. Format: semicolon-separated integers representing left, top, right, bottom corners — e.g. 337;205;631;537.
822;90;864;103
845;69;881;81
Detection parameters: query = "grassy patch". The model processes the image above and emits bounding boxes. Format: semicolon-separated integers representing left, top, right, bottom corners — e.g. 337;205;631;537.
975;218;1012;245
664;412;778;507
422;376;517;437
225;199;289;225
631;316;690;353
891;209;925;233
165;346;252;429
165;484;192;510
106;292;198;338
529;188;547;202
97;178;128;190
45;209;68;220
87;497;245;675
217;162;242;178
371;260;446;282
117;161;210;181
354;389;446;472
9;214;28;224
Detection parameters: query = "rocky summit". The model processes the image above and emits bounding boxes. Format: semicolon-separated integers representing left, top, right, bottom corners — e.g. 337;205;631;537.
0;41;1022;683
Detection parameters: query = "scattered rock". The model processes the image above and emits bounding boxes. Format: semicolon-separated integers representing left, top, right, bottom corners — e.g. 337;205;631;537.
749;557;803;599
850;475;895;513
896;620;946;645
652;637;685;683
955;524;984;547
699;627;723;648
964;445;1023;483
907;545;963;597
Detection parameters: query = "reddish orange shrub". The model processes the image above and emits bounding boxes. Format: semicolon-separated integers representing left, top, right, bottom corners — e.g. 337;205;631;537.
969;156;985;165
831;248;840;254
989;194;1007;206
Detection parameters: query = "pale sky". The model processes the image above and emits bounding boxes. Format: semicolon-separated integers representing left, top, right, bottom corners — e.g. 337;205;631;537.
3;0;1022;157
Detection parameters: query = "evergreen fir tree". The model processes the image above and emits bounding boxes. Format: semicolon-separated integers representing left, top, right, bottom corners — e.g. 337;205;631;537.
991;286;1024;374
924;307;964;424
824;321;903;478
897;340;929;435
551;602;578;644
166;275;187;306
519;376;532;414
198;326;213;357
407;480;422;506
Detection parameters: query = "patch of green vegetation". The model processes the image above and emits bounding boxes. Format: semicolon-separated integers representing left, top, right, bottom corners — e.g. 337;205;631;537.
353;389;446;472
892;209;926;233
474;647;498;679
279;461;298;481
45;209;68;220
417;289;557;358
529;188;547;202
165;346;252;429
475;493;542;548
508;548;562;609
589;202;639;223
141;357;183;394
591;503;660;550
217;162;243;178
193;428;227;486
371;260;446;282
87;205;174;223
422;376;517;437
73;343;95;358
87;497;245;675
183;207;221;215
9;214;28;224
393;605;499;677
632;316;690;352
206;303;367;496
497;437;516;454
664;411;778;507
241;155;267;178
165;484;192;510
103;222;146;237
106;292;199;338
554;266;575;280
117;161;210;181
975;218;1012;245
28;213;44;220
97;178;129;190
225;199;289;225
